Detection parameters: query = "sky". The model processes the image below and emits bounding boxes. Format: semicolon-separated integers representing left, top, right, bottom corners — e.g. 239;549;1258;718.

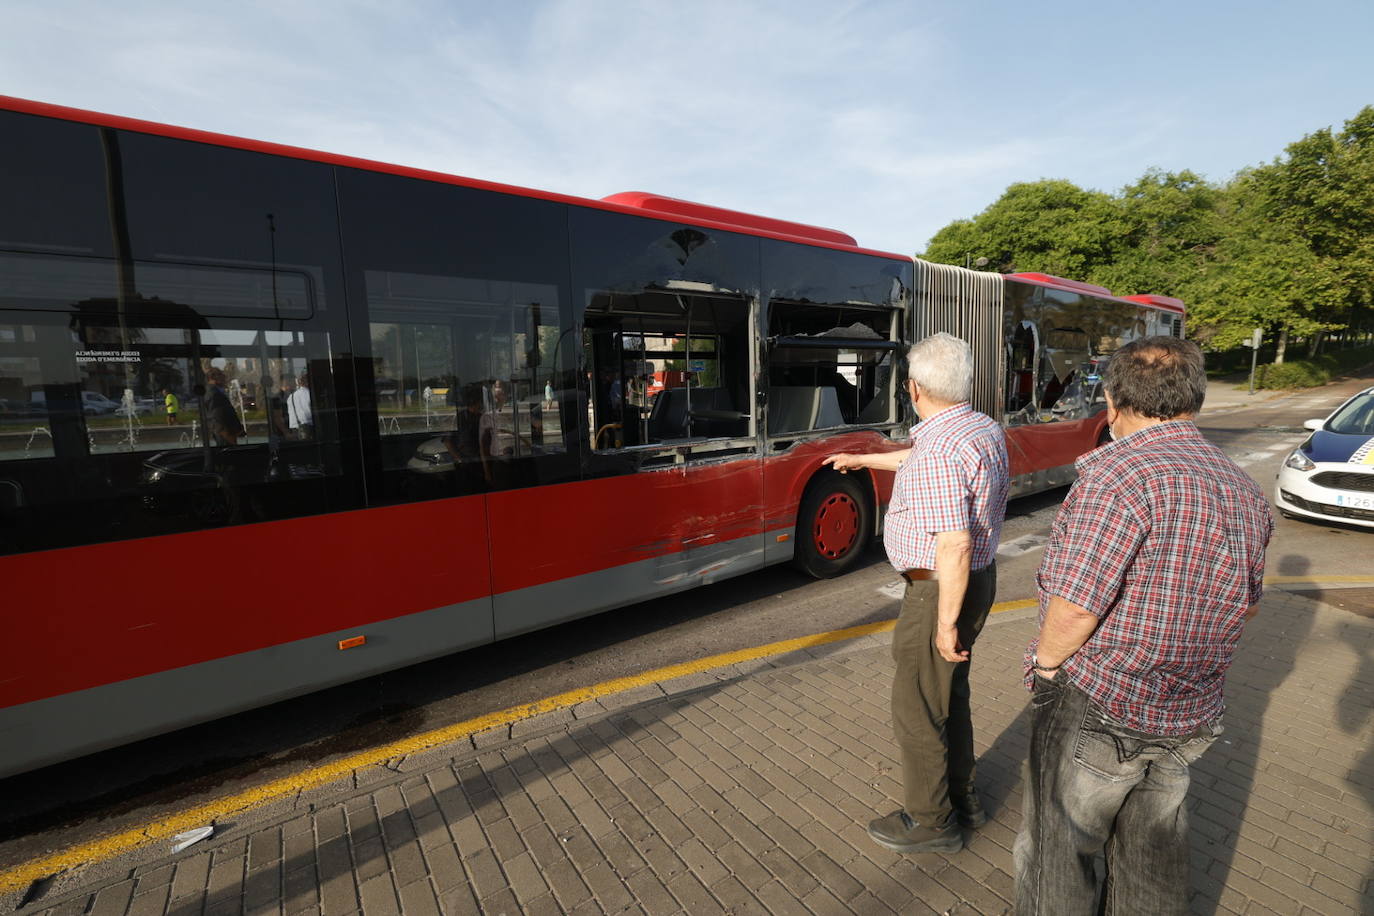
3;0;1372;257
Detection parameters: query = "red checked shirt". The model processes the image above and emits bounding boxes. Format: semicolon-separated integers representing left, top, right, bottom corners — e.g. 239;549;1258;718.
1029;421;1274;735
884;404;1009;572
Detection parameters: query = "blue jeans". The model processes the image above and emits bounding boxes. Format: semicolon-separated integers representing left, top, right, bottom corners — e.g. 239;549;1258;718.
1014;676;1220;916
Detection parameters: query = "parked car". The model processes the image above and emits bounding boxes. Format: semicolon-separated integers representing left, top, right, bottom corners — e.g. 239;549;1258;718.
115;396;158;418
1274;385;1374;529
80;391;121;415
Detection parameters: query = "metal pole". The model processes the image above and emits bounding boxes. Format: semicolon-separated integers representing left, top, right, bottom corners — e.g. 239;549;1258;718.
1249;344;1259;396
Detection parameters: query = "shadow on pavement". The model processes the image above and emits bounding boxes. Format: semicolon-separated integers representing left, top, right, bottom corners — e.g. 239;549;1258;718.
1190;553;1315;914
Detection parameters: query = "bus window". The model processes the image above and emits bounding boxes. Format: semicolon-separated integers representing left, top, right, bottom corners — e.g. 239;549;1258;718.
0;117;353;555
583;292;751;451
364;272;567;495
766;302;898;435
0;325;54;460
337;167;575;501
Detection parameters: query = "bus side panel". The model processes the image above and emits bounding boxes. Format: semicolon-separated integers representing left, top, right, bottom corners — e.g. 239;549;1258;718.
488;455;764;638
0;593;490;778
761;430;905;564
1004;416;1105;495
0;497;495;712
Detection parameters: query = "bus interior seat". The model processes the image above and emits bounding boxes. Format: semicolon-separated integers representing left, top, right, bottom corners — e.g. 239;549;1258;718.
767;386;822;435
647;387;737;441
856;390;890;424
814;387;845;429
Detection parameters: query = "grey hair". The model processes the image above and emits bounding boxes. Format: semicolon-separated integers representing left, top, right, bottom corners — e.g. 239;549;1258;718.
906;332;973;404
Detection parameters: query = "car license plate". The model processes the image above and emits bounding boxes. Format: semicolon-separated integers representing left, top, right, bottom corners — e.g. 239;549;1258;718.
1335;492;1374;510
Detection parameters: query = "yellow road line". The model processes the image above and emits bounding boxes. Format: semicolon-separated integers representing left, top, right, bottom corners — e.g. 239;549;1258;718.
1265;575;1374;584
0;597;1037;892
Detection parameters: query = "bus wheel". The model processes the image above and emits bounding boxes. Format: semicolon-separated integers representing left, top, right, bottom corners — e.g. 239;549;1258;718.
793;474;871;579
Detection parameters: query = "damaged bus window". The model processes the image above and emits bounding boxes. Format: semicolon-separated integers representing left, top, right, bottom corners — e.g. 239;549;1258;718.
767;302;897;435
583;291;751;451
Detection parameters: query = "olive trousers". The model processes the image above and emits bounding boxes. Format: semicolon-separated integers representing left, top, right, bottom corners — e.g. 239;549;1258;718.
890;563;997;826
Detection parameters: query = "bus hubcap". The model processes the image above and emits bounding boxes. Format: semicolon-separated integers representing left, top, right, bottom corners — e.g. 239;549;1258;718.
813;493;859;559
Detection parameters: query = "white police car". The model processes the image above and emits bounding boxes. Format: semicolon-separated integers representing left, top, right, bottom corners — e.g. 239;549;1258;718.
1274;386;1374;529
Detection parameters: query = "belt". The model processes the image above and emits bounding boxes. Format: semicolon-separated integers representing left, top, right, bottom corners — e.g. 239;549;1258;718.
900;568;937;583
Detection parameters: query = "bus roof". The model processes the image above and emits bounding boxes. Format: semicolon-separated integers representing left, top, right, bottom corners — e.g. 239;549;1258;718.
1009;271;1186;316
0;94;908;264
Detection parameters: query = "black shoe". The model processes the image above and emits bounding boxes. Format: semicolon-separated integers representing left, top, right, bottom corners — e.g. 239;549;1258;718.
867;810;962;854
952;787;988;828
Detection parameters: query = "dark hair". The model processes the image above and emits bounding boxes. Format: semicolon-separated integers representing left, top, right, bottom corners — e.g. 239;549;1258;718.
1102;336;1206;420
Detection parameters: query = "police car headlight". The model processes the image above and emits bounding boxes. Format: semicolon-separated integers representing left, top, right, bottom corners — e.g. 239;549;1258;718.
1283;449;1315;472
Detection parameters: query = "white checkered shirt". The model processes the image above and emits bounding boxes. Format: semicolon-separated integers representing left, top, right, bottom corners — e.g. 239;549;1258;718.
884;404;1009;572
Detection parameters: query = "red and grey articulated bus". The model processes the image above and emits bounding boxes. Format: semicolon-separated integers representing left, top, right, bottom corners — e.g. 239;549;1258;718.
0;96;1184;777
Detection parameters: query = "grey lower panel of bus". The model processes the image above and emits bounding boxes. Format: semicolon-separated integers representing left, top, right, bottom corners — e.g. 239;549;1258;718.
1008;463;1078;499
495;532;770;639
0;596;495;779
0;532;774;778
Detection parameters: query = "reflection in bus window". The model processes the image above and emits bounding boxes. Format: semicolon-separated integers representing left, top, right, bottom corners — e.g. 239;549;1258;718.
364;270;566;497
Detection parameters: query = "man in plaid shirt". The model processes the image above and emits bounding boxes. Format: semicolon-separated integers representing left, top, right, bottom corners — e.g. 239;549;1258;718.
1014;337;1273;915
826;332;1009;854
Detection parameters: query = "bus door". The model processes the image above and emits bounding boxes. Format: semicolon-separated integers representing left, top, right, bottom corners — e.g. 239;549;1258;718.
490;290;761;639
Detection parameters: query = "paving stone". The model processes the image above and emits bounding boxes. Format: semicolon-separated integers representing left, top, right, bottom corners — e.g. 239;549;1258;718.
20;591;1374;916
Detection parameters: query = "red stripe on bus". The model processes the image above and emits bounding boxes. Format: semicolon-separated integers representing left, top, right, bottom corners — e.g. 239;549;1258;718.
3;498;492;709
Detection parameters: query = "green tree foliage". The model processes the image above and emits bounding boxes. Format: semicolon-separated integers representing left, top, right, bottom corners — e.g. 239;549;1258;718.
919;107;1374;363
923;180;1123;278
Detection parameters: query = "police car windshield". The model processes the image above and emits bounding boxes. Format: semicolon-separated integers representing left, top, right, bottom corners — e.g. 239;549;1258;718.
1326;391;1374;436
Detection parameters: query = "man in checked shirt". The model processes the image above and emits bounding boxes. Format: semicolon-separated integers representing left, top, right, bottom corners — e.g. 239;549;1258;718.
1014;336;1273;916
825;332;1009;854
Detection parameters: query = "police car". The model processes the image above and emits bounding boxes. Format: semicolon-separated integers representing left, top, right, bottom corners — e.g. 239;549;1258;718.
1275;386;1374;529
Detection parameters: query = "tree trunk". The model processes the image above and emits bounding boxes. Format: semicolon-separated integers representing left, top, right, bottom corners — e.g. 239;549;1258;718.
1307;331;1323;359
1275;327;1288;364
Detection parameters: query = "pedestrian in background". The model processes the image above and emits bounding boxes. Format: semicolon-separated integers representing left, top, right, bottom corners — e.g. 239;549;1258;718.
163;387;179;427
287;372;313;439
825;331;1009;854
202;367;245;446
1014;336;1273;915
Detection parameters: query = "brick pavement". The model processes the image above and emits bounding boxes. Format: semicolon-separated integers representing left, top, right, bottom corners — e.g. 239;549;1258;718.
9;588;1373;916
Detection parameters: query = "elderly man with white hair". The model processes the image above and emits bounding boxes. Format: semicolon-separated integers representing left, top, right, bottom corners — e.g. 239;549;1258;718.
825;332;1009;854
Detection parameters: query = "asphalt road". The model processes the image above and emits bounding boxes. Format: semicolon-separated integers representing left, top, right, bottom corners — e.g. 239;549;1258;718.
2;370;1371;869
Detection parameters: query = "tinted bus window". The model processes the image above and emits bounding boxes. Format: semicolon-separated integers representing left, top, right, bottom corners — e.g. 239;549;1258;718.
337;169;576;502
762;239;910;309
0;117;355;555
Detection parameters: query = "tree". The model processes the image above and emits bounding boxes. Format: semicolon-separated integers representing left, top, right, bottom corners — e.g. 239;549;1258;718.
1186;177;1329;356
922;180;1123;278
1241;107;1374;356
1093;169;1224;304
916;107;1374;362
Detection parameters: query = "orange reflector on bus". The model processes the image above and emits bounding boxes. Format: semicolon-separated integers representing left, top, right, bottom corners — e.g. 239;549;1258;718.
338;636;366;650
776;534;790;543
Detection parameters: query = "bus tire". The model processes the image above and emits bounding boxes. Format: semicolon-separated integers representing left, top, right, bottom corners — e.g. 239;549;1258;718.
793;473;872;579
